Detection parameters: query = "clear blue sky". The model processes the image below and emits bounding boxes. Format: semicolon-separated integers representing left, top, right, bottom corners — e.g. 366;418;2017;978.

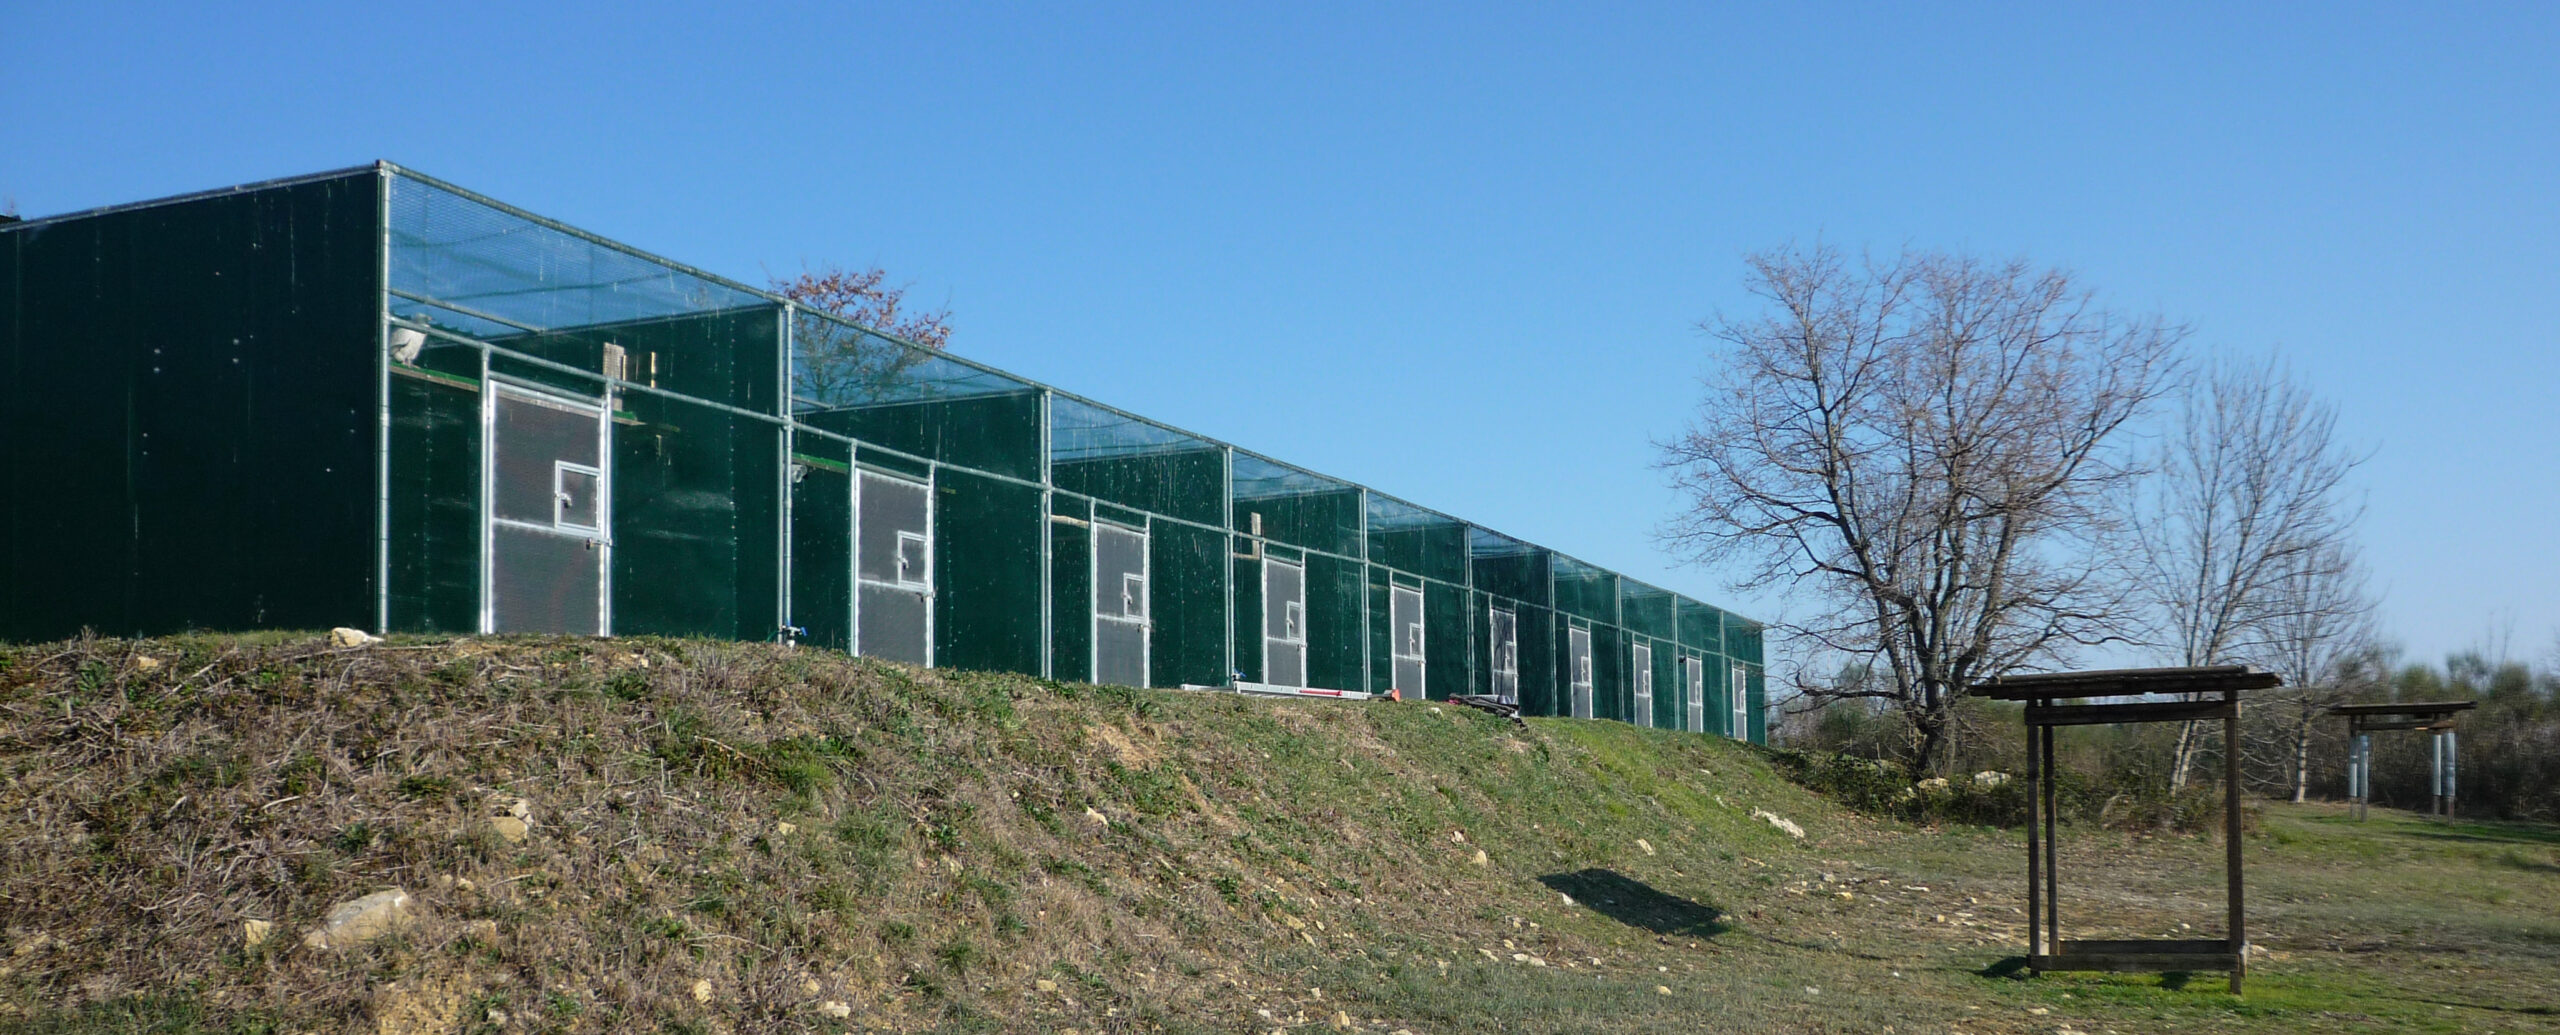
5;3;2553;670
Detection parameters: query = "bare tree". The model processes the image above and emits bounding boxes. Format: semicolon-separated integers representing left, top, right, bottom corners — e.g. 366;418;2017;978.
2137;355;2365;791
2243;541;2380;801
1661;245;2180;774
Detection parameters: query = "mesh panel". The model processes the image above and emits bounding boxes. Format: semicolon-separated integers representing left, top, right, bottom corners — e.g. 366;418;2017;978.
1568;626;1594;719
1263;558;1306;687
1233;452;1361;556
1094;523;1149;688
389;176;764;332
1621;579;1676;640
1469;526;1552;605
491;524;601;635
1553;554;1620;624
489;388;607;636
796;310;1042;478
1368;494;1468;584
1685;656;1708;732
1051;396;1227;527
857;471;931;662
1631;642;1654;728
1390;584;1424;698
859;584;930;666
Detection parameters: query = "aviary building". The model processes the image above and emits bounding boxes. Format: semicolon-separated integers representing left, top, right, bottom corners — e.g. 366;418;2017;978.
0;163;1766;739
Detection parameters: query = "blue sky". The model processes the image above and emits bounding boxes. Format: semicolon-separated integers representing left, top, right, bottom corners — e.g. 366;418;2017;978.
5;3;2553;669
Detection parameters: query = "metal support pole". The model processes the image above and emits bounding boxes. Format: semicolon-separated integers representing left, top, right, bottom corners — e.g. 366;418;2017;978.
2445;729;2458;818
2026;719;2042;959
2225;701;2247;995
2042;725;2059;953
2351;728;2370;821
2429;730;2440;815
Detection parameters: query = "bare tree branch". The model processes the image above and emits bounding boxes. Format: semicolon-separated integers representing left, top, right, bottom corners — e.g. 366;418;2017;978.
1660;245;2180;774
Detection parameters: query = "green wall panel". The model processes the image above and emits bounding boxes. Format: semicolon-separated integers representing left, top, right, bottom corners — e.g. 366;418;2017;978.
1424;579;1469;701
934;468;1043;676
1149;520;1228;689
788;438;853;652
1052;450;1226;528
1306;553;1365;693
804;393;1042;481
611;392;781;641
1552;559;1620;625
1470;541;1550;606
1;173;380;641
385;372;482;634
1230;540;1265;685
1049;499;1092;683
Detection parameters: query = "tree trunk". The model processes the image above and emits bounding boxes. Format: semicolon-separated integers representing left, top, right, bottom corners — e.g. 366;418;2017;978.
2169;714;2201;793
2289;706;2313;803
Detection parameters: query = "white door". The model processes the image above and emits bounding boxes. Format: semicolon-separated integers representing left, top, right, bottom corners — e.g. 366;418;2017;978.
1264;558;1307;687
1489;606;1519;703
855;470;933;665
486;384;610;635
1631;642;1653;728
1730;662;1750;738
1685;656;1707;732
1391;584;1425;698
1568;626;1593;719
1093;522;1150;688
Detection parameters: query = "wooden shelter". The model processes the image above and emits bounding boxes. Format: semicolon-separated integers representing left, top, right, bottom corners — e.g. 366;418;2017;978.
2331;701;2475;820
1974;665;2283;994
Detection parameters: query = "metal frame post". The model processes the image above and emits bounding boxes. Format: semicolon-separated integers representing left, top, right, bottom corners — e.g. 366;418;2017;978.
2225;702;2247;994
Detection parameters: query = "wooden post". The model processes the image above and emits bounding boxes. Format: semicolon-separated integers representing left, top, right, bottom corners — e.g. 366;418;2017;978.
2225;696;2246;994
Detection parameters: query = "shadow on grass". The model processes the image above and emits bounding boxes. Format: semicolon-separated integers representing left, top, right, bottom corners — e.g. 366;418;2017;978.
2311;811;2560;848
2396;823;2560;848
1538;869;1728;938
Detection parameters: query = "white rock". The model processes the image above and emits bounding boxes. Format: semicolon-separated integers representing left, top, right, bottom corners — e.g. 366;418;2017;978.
329;627;380;647
1752;809;1806;839
1471;849;1489;867
774;821;797;837
1636;838;1655;856
1084;807;1110;827
301;888;418;950
819;1000;852;1018
1972;770;2011;788
241;919;273;948
692;979;713;1003
490;815;530;843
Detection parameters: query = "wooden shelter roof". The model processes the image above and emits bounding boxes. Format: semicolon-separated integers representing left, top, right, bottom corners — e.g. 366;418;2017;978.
2330;700;2478;718
1971;665;2283;702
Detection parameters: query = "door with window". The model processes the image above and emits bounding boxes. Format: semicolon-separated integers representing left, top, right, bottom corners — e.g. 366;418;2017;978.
1568;626;1594;719
855;470;932;666
1263;558;1307;687
1631;642;1654;728
1685;656;1707;733
1730;662;1751;738
1093;522;1150;688
1489;606;1519;703
486;385;610;635
1390;584;1425;698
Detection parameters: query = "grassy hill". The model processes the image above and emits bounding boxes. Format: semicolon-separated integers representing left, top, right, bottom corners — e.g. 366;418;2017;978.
1;635;2553;1033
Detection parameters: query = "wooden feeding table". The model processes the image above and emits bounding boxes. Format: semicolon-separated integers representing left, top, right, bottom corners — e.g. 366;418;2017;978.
2331;700;2475;820
1973;665;2284;994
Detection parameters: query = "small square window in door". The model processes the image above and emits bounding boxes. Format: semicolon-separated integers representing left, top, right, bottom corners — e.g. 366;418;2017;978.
555;464;601;532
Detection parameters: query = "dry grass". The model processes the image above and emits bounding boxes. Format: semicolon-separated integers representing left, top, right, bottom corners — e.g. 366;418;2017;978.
2;634;2553;1034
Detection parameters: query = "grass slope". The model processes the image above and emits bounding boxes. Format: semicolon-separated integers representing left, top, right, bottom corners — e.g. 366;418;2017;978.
0;635;2553;1034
